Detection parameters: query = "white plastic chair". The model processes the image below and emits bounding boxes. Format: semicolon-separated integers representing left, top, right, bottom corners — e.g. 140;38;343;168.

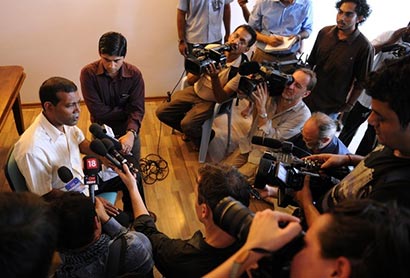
178;76;234;163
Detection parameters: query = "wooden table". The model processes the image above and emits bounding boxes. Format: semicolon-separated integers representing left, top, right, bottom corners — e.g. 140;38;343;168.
0;66;26;135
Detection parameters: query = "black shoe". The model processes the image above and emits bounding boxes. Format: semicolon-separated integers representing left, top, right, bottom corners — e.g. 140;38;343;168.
193;130;216;151
148;210;157;223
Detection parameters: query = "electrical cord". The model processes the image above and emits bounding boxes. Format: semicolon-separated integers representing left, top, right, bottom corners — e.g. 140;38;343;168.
139;69;186;184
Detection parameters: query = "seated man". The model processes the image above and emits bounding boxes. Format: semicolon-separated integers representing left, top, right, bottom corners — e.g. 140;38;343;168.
156;24;257;149
205;199;410;278
52;192;153;277
0;192;58;278
114;163;250;278
295;54;410;227
14;77;132;218
224;68;316;180
289;112;350;157
81;31;145;166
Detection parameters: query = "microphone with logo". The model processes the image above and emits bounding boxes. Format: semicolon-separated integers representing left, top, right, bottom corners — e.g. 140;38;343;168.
58;166;85;193
83;155;101;203
89;123;122;151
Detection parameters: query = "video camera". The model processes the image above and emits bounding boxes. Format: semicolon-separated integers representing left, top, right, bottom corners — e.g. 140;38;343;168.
381;42;410;58
251;136;348;208
184;43;232;75
213;196;305;278
238;61;297;97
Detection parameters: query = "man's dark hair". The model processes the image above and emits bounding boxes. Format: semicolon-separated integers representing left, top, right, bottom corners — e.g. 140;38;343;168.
365;54;410;128
234;24;257;47
39;76;77;109
52;191;96;251
99;31;127;57
197;163;250;211
296;67;317;91
336;0;371;24
0;192;58;278
320;200;410;278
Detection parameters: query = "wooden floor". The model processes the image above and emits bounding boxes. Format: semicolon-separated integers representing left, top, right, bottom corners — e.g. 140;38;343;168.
0;99;272;242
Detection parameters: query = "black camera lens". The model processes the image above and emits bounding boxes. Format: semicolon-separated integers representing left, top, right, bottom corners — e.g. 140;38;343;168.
213;196;254;243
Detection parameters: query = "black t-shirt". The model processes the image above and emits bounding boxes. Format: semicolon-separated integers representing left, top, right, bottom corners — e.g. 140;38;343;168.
323;145;410;210
133;214;241;278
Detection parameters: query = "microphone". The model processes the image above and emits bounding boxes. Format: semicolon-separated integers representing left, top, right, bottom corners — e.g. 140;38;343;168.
57;166;84;192
83;155;101;203
251;136;312;157
251;136;282;149
101;138;139;175
89;123;122;150
239;61;260;75
90;139;122;169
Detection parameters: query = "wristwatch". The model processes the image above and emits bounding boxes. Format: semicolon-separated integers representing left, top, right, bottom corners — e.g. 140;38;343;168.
127;128;137;138
259;112;268;119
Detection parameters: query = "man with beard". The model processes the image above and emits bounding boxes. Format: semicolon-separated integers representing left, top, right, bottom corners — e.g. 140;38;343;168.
304;0;374;120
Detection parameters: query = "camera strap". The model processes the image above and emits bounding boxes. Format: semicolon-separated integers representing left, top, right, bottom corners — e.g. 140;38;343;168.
228;53;249;81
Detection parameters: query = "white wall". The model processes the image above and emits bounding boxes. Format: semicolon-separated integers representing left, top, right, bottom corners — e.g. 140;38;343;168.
0;0;408;103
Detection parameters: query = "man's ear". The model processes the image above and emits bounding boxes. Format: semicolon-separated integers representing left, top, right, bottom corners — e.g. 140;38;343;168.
357;15;364;24
321;136;331;145
332;256;352;278
303;90;311;98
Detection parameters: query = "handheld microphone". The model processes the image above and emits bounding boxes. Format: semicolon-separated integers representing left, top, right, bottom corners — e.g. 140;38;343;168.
239;61;260;75
89;123;122;150
83;155;101;203
90;139;123;169
101;138;139;175
57;166;85;192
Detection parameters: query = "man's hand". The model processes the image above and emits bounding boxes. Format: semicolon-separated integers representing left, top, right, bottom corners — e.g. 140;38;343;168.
96;196;119;217
266;35;284;47
304;153;347;169
113;164;138;194
179;41;188;57
243;209;301;252
293;175;313;206
119;132;135;155
252;82;269;114
205;62;221;78
95;197;111;223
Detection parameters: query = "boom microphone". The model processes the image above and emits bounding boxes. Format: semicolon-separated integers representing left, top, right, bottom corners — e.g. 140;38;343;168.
251;136;282;149
89;123;122;150
90;139;122;169
239;61;260;75
57;166;85;192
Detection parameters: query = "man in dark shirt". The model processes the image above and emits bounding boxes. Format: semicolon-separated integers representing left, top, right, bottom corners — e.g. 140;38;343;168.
295;54;410;227
114;163;250;278
304;0;374;119
81;31;144;166
289;112;350;158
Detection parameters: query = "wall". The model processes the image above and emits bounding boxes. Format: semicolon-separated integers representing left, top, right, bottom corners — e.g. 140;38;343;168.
0;0;408;103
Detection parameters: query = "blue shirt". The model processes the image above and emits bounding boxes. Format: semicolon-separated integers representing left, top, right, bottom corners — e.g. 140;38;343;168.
248;0;313;54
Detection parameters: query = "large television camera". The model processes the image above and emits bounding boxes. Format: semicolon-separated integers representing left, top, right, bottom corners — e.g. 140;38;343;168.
251;136;349;208
213;196;305;278
184;43;232;75
238;61;297;97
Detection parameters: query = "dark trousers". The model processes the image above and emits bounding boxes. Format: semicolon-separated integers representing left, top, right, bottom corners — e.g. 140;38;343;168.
338;102;371;146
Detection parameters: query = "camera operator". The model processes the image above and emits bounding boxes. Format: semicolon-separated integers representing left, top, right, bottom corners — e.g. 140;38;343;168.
114;163;250;278
224;68;316;182
294;54;410;227
156;24;257;150
205;199;410;278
